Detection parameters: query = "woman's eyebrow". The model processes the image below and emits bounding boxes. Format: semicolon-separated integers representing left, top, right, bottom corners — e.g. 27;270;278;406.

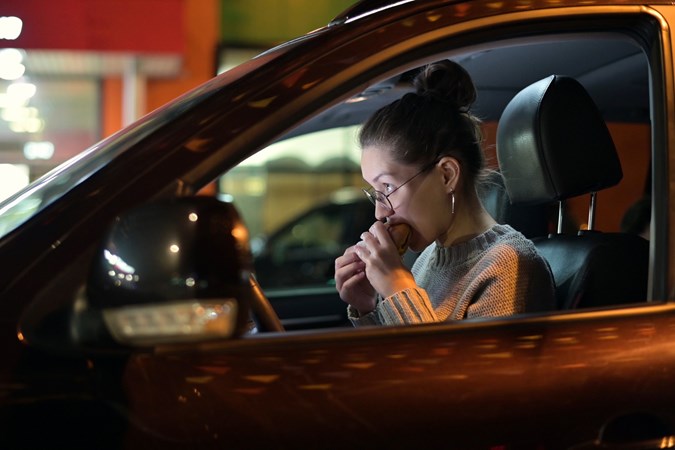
372;171;393;184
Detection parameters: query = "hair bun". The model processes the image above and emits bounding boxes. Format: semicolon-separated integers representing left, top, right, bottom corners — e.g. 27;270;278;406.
414;60;476;111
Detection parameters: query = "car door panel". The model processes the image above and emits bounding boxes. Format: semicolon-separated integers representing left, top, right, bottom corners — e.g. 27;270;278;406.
115;304;675;449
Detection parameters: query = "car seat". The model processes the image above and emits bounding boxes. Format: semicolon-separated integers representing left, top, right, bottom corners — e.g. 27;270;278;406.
496;75;649;309
478;170;550;239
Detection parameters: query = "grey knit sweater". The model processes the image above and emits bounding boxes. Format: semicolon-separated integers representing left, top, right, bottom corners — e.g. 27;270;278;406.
349;224;555;326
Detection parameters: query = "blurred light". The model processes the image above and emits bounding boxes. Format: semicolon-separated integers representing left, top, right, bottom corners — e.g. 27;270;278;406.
23;141;54;160
0;62;25;81
660;436;675;448
0;164;29;202
8;116;44;133
188;212;198;222
346;95;367;103
231;223;249;241
103;249;136;274
2;83;42;134
0;17;23;40
170;244;180;253
0;49;25;80
7;82;36;100
2;106;37;122
0;48;23;62
103;300;239;345
0;92;29;109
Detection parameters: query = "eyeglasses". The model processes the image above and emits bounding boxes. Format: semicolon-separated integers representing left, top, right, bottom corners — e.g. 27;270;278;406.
362;160;437;212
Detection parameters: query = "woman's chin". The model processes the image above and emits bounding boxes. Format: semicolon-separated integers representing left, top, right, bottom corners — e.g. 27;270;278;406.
409;235;432;253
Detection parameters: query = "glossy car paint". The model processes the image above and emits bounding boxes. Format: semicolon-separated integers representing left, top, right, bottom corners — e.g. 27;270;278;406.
122;306;675;449
0;1;674;449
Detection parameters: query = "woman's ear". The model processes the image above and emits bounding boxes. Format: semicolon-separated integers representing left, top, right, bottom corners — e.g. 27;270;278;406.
437;156;460;192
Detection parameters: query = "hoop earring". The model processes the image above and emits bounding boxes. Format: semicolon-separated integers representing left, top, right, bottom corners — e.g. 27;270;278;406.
450;189;455;215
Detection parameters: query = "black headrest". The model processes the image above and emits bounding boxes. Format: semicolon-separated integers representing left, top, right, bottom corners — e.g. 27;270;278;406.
496;75;622;205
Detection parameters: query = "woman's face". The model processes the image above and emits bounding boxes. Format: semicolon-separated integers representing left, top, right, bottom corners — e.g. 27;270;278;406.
361;145;452;251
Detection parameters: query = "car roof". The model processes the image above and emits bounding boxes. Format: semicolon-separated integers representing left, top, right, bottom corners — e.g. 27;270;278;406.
280;32;647;141
331;0;420;24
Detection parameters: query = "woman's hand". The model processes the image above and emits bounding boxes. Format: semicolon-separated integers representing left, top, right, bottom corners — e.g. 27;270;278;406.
335;245;377;314
355;221;417;298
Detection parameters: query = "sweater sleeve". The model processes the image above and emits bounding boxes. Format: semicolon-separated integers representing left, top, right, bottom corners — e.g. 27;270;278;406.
347;304;382;326
348;287;437;326
378;287;438;325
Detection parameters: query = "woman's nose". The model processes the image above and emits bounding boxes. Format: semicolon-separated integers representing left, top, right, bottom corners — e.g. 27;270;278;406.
375;203;393;222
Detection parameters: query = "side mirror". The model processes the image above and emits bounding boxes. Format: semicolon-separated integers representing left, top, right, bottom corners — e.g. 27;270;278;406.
72;196;254;347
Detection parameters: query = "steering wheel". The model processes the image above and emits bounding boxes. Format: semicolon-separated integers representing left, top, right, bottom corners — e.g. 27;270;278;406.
248;275;285;332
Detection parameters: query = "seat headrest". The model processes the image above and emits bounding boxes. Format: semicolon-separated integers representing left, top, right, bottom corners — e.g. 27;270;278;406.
478;171;549;238
496;75;622;205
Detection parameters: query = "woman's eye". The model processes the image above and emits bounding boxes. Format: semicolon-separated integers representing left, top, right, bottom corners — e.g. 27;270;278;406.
383;184;394;194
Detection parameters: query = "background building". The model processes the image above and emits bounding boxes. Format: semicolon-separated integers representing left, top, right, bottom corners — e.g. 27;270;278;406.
0;0;353;201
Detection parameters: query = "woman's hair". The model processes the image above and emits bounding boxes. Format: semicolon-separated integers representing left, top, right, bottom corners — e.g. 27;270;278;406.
359;60;485;188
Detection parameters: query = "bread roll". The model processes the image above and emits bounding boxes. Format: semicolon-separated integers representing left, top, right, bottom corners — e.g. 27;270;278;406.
387;223;412;256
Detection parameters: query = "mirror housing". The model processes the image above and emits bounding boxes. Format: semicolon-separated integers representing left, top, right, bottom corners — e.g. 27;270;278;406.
73;196;253;347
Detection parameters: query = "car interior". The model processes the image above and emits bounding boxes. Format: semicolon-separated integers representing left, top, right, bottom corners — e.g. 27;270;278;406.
220;28;654;330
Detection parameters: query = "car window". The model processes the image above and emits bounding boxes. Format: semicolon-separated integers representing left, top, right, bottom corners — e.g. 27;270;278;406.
217;28;656;328
252;195;374;289
218;126;372;328
219;126;363;238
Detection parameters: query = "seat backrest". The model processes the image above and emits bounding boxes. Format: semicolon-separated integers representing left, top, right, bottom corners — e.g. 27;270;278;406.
533;232;649;309
496;75;649;309
478;170;550;239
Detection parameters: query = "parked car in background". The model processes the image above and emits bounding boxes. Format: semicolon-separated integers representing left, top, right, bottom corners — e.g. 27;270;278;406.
1;0;674;448
252;189;372;289
251;189;372;329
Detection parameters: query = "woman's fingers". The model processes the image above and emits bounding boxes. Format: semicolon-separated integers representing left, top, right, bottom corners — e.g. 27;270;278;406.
358;224;397;262
335;245;360;267
335;247;366;291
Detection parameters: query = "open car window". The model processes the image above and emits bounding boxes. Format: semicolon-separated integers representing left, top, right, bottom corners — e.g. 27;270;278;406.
218;27;656;329
8;5;667;351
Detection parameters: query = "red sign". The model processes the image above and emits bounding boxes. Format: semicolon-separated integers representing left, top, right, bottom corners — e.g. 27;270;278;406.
0;0;185;53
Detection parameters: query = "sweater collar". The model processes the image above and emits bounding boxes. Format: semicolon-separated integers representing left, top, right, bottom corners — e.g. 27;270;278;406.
432;223;512;265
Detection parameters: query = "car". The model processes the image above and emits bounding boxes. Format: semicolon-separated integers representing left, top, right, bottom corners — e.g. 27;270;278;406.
1;0;674;448
250;188;373;329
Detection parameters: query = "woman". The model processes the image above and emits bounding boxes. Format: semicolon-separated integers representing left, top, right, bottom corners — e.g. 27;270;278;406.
334;60;555;326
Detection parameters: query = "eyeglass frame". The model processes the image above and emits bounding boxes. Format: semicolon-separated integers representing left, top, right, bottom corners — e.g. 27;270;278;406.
362;159;438;212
